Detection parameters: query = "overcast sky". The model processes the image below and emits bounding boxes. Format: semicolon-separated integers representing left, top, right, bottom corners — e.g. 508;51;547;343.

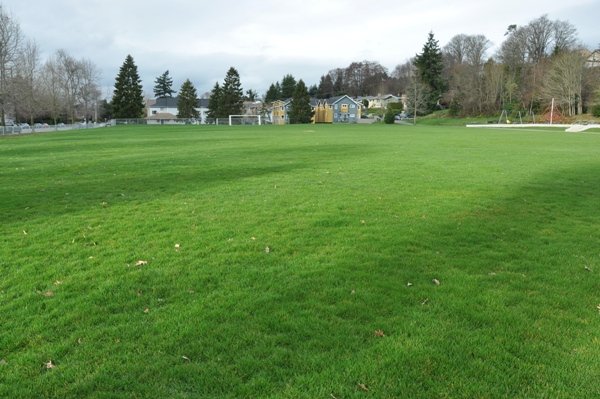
4;0;599;99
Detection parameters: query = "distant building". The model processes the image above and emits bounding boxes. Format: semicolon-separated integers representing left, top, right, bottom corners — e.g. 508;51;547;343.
147;97;210;122
271;99;291;125
586;49;600;68
357;94;402;109
312;95;362;124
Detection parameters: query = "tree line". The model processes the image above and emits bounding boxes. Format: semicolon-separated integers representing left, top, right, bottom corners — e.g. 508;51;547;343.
0;4;105;125
2;3;599;124
101;12;600;122
263;14;599;118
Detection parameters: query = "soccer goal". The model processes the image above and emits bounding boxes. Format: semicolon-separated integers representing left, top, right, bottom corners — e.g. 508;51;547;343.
228;115;262;126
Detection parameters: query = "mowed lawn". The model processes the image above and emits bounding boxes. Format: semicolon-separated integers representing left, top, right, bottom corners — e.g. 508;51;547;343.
1;124;599;398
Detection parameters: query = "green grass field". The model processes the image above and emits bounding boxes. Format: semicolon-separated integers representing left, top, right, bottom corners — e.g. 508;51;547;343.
1;124;600;398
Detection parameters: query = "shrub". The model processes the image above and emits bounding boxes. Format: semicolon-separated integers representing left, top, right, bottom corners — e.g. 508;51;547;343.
592;104;600;118
384;109;396;124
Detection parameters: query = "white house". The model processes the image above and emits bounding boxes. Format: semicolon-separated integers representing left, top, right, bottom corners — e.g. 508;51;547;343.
356;94;402;109
147;97;210;123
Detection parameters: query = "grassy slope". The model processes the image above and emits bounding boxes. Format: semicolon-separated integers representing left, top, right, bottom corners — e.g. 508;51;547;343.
1;124;599;398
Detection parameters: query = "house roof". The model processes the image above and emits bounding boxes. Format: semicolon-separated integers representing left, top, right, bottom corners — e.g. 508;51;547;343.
327;95;362;106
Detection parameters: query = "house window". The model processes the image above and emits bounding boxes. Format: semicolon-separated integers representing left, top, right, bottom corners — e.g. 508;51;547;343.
341;104;348;112
152;110;157;115
334;105;338;109
350;104;355;108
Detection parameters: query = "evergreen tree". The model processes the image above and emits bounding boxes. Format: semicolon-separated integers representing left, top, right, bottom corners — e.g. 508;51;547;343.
153;70;176;98
207;82;221;119
244;89;258;101
318;75;334;99
218;67;244;117
281;74;297;99
177;79;199;119
288;79;314;124
333;74;345;96
414;32;447;113
265;82;281;103
112;55;144;118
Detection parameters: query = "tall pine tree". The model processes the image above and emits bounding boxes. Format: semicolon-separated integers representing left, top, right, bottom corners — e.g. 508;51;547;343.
414;32;447;113
207;82;221;119
289;79;314;124
281;74;297;99
177;79;199;119
112;55;144;118
265;82;281;103
218;67;244;117
154;70;176;98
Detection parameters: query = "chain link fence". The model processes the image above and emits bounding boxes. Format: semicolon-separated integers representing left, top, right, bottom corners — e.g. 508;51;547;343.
1;120;117;136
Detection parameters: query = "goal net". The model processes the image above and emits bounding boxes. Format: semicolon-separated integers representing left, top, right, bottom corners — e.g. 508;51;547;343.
228;115;262;126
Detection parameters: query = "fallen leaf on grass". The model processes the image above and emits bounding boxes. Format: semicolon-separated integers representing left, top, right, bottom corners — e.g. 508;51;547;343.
54;280;62;285
265;246;270;253
137;290;142;297
422;298;429;305
0;359;7;365
585;266;592;272
350;290;356;295
78;338;83;344
359;383;369;391
45;360;56;369
374;330;385;337
433;279;440;285
135;260;147;266
23;230;27;235
44;291;54;297
182;356;190;361
175;244;180;248
330;394;337;399
407;282;413;287
144;308;149;313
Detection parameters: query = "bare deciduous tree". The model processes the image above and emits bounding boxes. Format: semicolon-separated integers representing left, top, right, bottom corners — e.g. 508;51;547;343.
39;54;66;125
0;4;23;126
13;39;41;125
540;50;586;116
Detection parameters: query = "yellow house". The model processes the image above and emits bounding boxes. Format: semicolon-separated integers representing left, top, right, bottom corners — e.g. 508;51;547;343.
311;99;334;123
271;99;290;125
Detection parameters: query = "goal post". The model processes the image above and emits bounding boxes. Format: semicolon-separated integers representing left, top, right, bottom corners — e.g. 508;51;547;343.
228;115;261;126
